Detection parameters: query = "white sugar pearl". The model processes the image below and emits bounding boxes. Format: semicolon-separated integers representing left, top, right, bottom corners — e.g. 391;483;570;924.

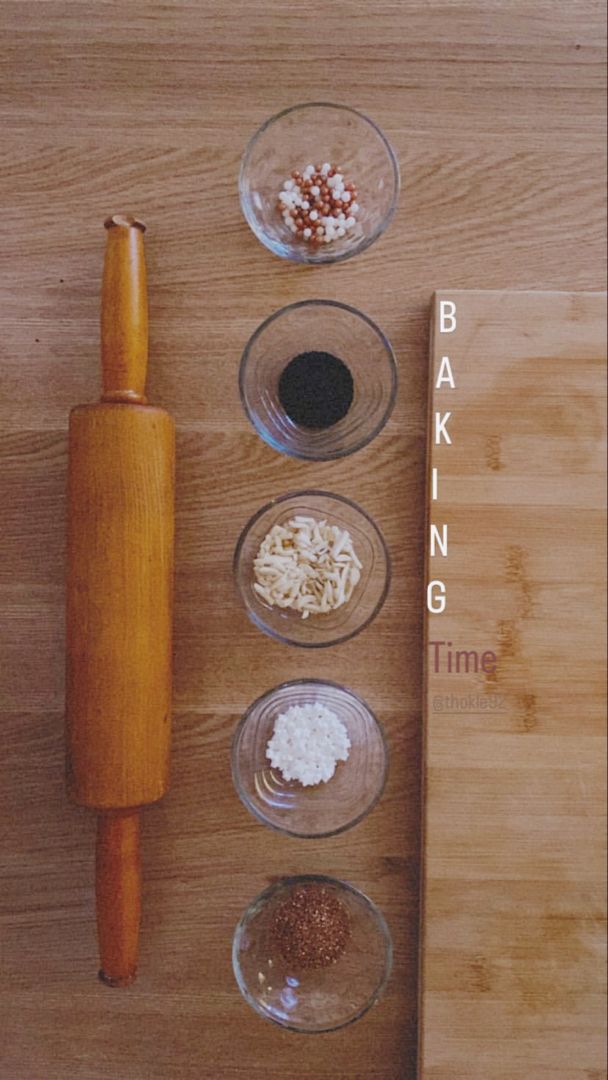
327;175;336;188
290;223;297;233
321;162;331;175
333;173;343;186
301;200;310;210
283;179;295;191
304;164;315;175
351;202;359;213
309;209;318;221
337;226;346;237
324;235;332;243
303;228;312;239
310;185;320;196
342;191;351;203
346;215;356;227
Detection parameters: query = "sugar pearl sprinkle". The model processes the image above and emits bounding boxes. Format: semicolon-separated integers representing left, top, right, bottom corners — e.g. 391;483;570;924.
276;162;360;246
266;702;351;787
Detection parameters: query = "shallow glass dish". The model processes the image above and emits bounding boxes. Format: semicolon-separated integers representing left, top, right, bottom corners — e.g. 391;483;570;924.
233;490;390;648
239;300;397;461
239;102;400;264
233;875;393;1033
232;680;388;838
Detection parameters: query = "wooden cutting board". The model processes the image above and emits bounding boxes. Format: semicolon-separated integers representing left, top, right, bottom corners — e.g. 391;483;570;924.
420;290;607;1079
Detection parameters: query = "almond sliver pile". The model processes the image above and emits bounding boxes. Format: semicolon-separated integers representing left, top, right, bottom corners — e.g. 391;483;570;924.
253;516;362;619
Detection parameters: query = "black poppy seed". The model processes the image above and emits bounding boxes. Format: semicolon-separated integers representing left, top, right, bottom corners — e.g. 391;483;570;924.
278;350;354;430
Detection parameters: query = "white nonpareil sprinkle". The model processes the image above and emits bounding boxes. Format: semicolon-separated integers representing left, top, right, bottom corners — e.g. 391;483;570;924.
253;516;363;619
266;702;351;786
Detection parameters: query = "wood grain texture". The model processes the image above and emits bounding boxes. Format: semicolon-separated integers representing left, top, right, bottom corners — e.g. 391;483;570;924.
0;2;605;1078
421;291;607;1079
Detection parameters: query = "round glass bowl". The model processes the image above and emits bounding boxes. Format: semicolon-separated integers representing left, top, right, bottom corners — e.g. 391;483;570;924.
239;102;400;264
233;490;390;648
232;680;388;838
240;300;397;461
233;875;392;1033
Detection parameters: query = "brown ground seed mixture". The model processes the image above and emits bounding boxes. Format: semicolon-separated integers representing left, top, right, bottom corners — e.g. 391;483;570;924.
272;883;351;970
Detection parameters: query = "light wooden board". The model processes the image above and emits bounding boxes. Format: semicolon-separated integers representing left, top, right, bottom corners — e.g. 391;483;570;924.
421;290;607;1079
0;3;605;1078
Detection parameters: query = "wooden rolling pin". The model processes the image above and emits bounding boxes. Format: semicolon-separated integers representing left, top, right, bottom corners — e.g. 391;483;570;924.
66;215;174;986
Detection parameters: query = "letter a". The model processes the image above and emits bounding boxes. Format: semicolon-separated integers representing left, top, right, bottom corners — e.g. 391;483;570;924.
435;356;456;389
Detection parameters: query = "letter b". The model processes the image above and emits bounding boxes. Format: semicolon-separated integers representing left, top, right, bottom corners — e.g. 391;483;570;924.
439;300;456;333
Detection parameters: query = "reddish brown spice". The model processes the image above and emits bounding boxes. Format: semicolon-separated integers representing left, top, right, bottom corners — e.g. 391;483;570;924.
272;884;351;970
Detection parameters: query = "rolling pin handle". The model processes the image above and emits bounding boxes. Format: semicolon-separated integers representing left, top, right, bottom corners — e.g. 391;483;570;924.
101;214;148;404
96;809;141;988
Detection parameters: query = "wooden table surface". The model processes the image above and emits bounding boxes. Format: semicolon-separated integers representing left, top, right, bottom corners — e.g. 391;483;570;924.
0;4;605;1079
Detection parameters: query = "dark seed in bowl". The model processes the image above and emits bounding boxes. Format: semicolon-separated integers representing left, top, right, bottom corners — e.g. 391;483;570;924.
278;350;354;430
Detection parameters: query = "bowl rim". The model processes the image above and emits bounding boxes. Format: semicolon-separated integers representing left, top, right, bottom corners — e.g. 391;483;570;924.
238;100;401;265
231;678;390;839
239;298;398;461
233;489;392;648
232;873;394;1034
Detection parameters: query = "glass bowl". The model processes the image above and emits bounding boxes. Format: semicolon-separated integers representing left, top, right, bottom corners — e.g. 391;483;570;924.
239;300;397;461
239;102;400;264
232;680;388;838
233;490;390;648
233;875;393;1033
